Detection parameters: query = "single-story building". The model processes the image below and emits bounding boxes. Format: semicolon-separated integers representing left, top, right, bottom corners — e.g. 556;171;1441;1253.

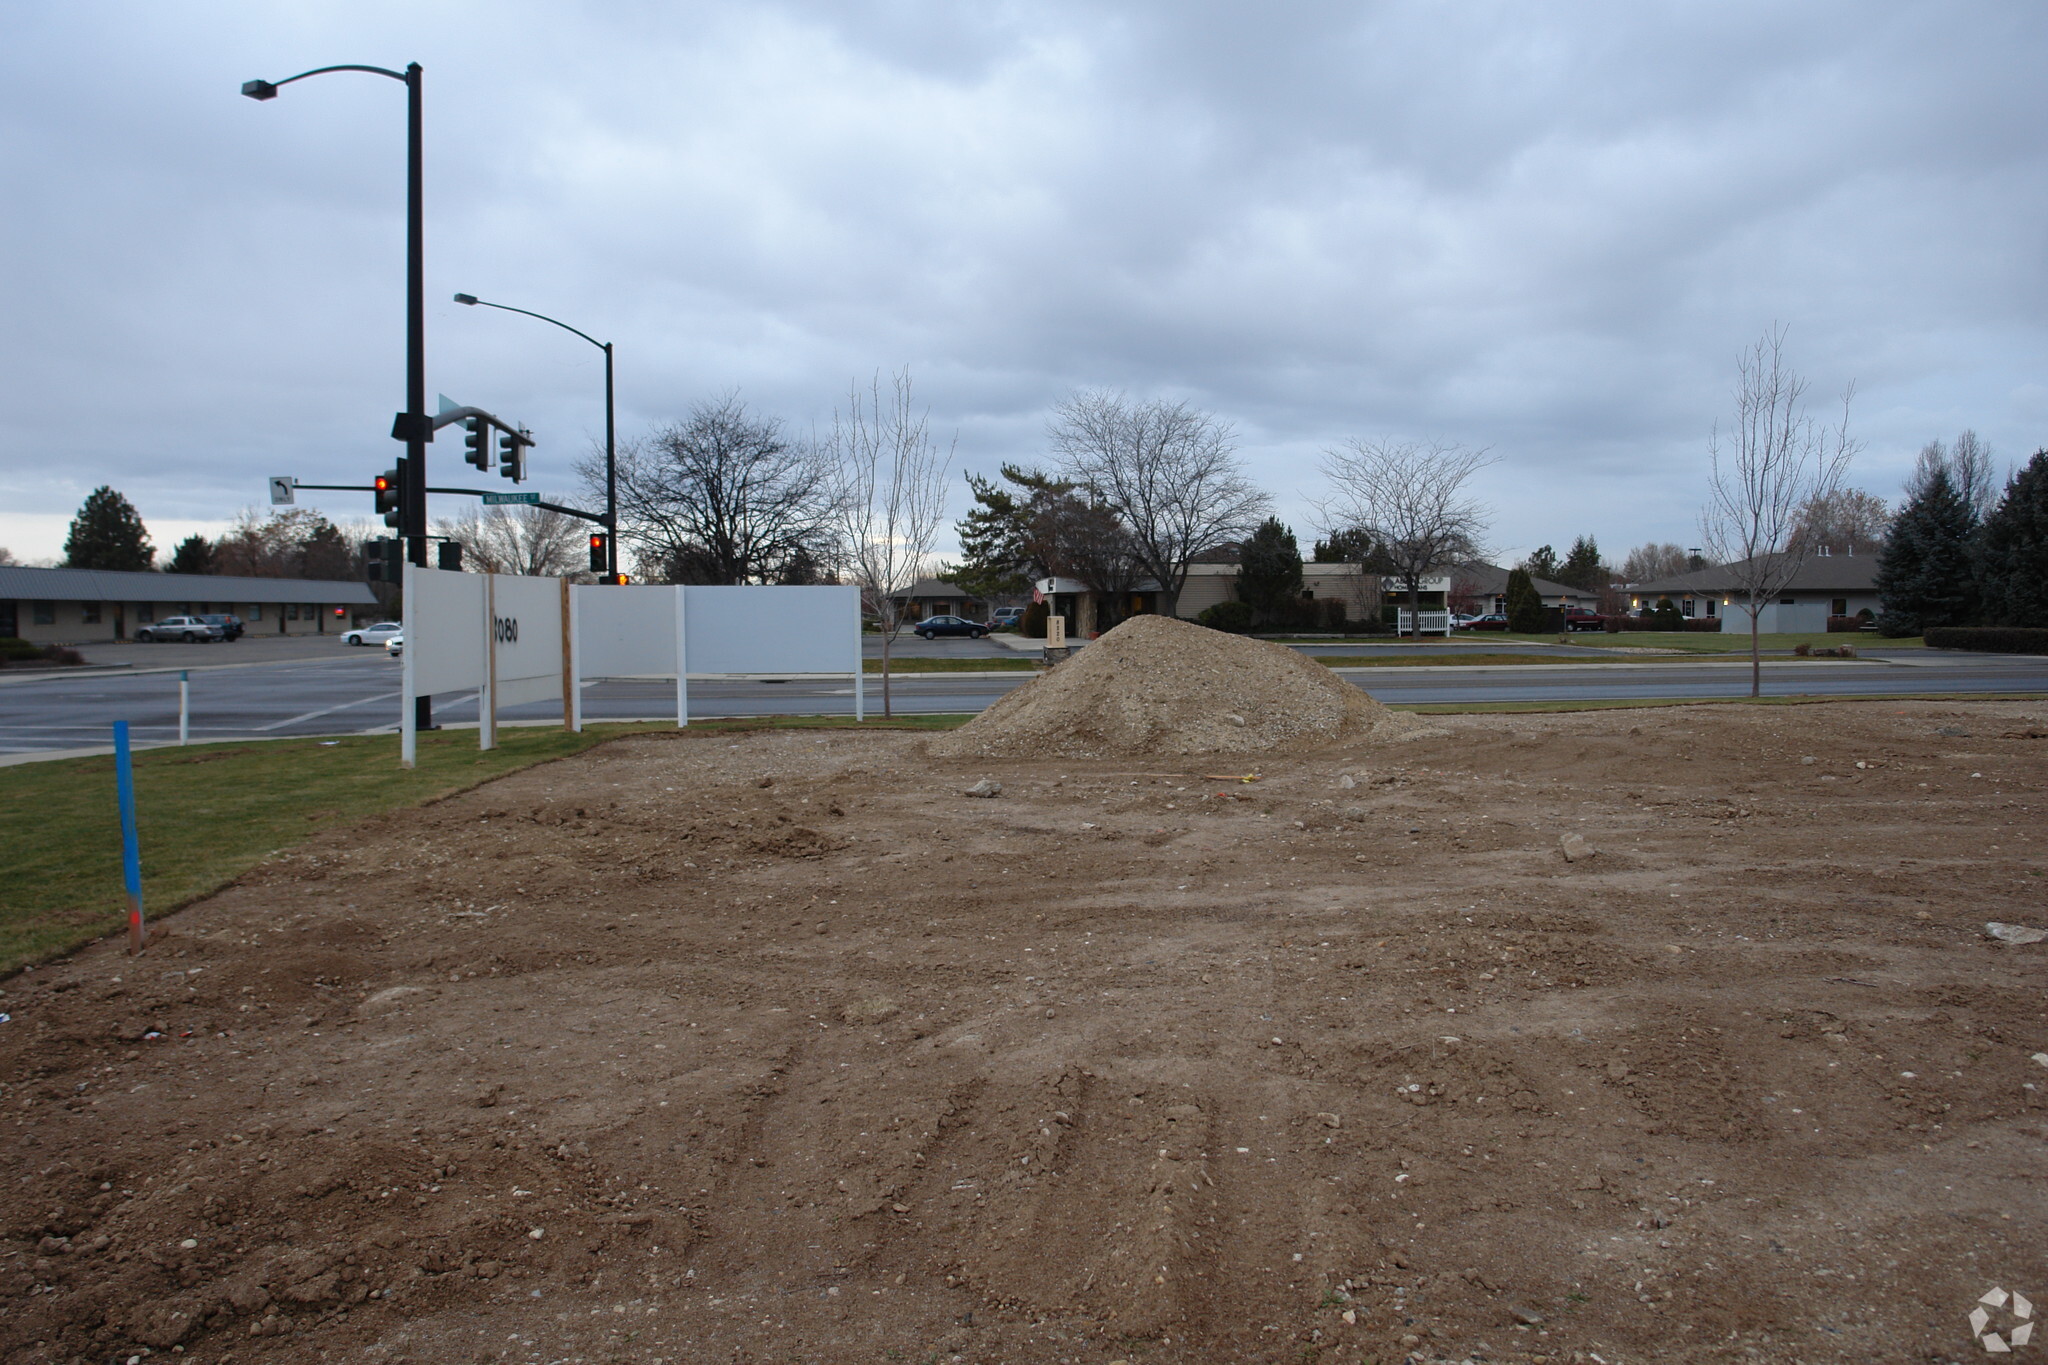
0;565;382;644
887;577;990;622
1629;549;1879;632
1030;560;1385;635
1448;563;1596;614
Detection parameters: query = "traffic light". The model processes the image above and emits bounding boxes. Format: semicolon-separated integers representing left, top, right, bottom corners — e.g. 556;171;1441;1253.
497;426;530;482
438;541;464;571
363;537;403;582
462;416;490;470
374;462;404;528
588;532;608;573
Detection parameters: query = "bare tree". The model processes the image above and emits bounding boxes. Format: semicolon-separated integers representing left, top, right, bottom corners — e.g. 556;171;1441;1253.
586;393;838;585
829;370;954;718
1699;326;1858;696
1786;487;1890;556
1619;541;1695;584
1314;438;1494;636
434;501;591;577
1913;431;1999;520
1046;391;1269;618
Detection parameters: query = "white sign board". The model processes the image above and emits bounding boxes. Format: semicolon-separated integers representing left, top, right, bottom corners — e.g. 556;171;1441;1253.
402;565;568;766
269;477;296;506
574;583;678;677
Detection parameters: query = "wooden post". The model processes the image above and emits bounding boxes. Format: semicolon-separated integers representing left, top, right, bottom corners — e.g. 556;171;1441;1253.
559;577;575;731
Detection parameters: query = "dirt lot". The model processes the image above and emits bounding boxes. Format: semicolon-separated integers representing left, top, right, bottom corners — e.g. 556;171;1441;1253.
3;700;2045;1365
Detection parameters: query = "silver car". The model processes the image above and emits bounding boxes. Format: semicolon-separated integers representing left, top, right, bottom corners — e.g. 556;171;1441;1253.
135;616;224;643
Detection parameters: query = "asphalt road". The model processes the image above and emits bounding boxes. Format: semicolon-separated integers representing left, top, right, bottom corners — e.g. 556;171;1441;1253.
5;642;2046;761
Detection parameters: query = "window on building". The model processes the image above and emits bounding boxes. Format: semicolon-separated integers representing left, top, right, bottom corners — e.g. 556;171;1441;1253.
81;602;101;624
287;604;299;621
1780;596;1796;606
137;603;154;623
1831;598;1847;616
1681;598;1695;618
303;604;315;621
1705;600;1717;618
247;603;262;621
32;601;55;625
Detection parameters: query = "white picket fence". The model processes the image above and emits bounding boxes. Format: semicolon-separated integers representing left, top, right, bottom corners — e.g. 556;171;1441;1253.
1396;609;1453;636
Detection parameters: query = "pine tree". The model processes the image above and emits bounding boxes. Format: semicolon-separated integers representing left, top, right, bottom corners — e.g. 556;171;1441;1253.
1504;567;1545;632
1235;517;1303;625
62;486;153;571
1977;450;2048;628
1876;464;1977;635
1559;535;1605;591
1520;545;1560;581
166;535;214;576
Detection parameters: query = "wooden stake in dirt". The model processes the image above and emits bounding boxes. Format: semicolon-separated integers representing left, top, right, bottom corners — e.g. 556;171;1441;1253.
559;577;575;732
112;720;145;954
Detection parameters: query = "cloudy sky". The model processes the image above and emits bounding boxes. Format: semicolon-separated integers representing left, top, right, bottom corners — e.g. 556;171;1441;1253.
5;1;2046;569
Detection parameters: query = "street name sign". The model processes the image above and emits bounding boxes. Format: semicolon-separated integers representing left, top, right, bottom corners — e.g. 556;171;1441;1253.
482;491;540;505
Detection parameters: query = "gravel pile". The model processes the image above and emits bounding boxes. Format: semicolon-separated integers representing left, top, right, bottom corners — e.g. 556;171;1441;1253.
929;614;1410;759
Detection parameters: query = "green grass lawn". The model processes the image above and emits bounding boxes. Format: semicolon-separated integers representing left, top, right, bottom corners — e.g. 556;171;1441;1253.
1452;631;1923;654
863;656;1039;673
0;716;965;976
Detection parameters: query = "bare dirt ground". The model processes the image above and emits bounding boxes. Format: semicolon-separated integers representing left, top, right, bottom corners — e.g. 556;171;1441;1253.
3;700;2046;1365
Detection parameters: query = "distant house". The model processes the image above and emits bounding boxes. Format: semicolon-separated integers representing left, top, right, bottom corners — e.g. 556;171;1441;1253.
1628;549;1879;631
0;565;380;644
887;577;988;622
1031;555;1384;635
1448;563;1596;613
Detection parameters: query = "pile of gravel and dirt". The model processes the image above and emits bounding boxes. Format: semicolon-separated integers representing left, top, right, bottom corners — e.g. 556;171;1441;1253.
929;613;1412;759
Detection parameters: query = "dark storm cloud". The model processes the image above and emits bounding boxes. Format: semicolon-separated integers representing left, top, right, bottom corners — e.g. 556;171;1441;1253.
4;1;2046;562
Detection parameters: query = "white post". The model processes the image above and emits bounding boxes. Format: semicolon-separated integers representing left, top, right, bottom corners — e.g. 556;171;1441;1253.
400;561;417;769
566;581;584;734
178;670;189;746
851;586;864;722
674;585;689;728
479;574;498;752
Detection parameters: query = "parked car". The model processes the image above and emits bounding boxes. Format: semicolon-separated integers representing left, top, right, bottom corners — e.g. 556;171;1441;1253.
1561;609;1605;632
912;614;988;639
384;633;403;658
1449;612;1483;629
135;616;223;643
342;621;403;647
1456;613;1512;632
196;613;244;641
988;606;1025;629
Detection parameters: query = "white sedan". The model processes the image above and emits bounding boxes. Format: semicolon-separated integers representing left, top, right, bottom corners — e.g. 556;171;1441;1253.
385;633;403;658
342;621;402;647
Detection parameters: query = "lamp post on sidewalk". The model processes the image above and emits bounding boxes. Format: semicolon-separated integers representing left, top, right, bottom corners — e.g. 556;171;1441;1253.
452;293;617;579
243;60;432;731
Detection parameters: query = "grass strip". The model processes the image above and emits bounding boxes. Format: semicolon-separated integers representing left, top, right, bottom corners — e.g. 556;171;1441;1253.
0;716;966;975
862;657;1039;673
1394;691;2046;715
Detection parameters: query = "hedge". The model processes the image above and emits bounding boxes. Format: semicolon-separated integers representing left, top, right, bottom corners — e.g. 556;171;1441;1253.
1923;626;2048;655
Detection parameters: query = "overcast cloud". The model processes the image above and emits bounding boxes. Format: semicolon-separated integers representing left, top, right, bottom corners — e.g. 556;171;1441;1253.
5;1;2047;567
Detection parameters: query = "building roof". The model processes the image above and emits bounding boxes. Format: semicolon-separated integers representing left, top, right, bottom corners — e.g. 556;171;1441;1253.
1449;562;1586;599
0;564;380;605
1633;551;1878;596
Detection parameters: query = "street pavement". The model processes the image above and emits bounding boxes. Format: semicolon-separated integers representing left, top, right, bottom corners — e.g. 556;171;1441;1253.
5;638;2045;761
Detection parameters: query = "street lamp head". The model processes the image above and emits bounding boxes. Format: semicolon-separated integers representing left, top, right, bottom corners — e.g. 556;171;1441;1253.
452;293;479;305
240;78;279;100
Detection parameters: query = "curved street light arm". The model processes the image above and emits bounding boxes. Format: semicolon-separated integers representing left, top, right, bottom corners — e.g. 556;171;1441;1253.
453;294;608;354
242;64;409;99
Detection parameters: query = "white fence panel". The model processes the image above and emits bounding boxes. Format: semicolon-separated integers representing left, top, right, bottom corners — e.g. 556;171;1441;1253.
1397;609;1453;636
489;574;567;709
405;566;486;695
682;585;860;675
574;584;679;676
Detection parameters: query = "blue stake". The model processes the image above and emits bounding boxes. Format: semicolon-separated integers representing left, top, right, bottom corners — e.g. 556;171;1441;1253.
113;720;145;953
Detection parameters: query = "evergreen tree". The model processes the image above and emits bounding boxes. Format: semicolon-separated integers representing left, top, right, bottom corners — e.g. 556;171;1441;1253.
1235;517;1304;624
1875;463;1977;635
63;486;154;571
949;470;1037;601
1520;545;1560;581
166;535;214;576
1649;597;1685;630
1977;450;2048;628
1559;535;1605;590
1504;567;1545;632
1311;527;1394;570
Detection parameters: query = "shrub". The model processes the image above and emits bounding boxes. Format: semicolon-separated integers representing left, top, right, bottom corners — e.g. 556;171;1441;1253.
1019;601;1050;639
0;637;43;661
1198;600;1254;633
1314;597;1348;632
1504;568;1545;632
1681;616;1723;633
1825;615;1864;633
1923;626;2048;655
1648;598;1685;630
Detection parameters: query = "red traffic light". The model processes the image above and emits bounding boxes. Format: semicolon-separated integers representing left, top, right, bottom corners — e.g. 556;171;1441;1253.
374;474;393;493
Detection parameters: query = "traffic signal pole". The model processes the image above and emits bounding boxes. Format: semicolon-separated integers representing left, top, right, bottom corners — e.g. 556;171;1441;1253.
402;62;431;736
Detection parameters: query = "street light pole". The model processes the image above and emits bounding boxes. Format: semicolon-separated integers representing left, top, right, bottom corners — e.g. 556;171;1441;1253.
245;60;432;731
452;294;617;578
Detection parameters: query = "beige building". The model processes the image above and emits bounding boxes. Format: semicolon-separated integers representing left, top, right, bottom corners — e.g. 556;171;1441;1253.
1033;561;1385;635
0;565;381;644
